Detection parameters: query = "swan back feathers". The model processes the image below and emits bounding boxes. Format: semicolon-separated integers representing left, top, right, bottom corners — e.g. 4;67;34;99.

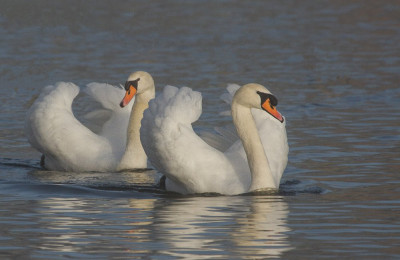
147;85;202;125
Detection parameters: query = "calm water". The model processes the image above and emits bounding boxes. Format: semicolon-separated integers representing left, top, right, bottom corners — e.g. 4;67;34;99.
1;0;399;258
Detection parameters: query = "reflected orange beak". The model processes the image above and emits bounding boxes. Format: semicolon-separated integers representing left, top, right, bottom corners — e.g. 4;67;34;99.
120;85;137;108
262;98;284;123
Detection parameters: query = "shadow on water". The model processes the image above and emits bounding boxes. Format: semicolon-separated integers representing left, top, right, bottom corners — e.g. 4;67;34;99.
0;157;324;198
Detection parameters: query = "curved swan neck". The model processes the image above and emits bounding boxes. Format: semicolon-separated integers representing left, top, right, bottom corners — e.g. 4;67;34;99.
117;88;155;170
127;91;153;144
231;101;276;191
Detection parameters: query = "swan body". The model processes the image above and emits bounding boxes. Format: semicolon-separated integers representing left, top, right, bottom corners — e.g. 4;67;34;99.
25;71;155;172
141;84;288;195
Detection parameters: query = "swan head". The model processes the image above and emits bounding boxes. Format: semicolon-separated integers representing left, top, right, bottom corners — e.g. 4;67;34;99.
233;83;284;123
120;71;155;107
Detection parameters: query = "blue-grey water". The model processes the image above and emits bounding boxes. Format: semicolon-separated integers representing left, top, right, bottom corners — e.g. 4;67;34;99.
1;0;399;259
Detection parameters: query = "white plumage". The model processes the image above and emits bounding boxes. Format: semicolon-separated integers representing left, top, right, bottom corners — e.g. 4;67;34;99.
141;83;288;195
25;71;155;172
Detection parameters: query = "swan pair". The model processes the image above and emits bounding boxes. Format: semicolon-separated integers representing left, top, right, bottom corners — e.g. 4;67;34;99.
25;71;288;195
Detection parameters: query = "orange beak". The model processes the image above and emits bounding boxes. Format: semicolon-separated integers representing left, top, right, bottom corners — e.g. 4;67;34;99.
120;85;137;108
262;98;284;123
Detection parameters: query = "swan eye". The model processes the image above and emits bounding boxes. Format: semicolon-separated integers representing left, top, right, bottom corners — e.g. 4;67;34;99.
269;95;278;107
124;78;140;91
256;91;278;107
269;100;274;109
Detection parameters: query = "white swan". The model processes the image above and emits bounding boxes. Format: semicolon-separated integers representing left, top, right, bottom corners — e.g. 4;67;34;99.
141;83;288;195
25;71;155;172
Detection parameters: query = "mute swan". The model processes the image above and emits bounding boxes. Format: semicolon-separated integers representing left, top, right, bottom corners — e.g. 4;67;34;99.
25;71;155;172
141;83;288;195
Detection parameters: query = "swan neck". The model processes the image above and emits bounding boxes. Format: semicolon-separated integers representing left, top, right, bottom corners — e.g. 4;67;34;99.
231;102;276;191
117;88;155;170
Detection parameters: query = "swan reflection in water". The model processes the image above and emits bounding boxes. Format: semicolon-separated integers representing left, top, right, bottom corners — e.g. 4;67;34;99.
34;195;291;258
32;170;291;258
148;195;292;258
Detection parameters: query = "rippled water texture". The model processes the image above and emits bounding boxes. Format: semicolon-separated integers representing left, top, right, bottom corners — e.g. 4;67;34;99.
1;0;399;259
